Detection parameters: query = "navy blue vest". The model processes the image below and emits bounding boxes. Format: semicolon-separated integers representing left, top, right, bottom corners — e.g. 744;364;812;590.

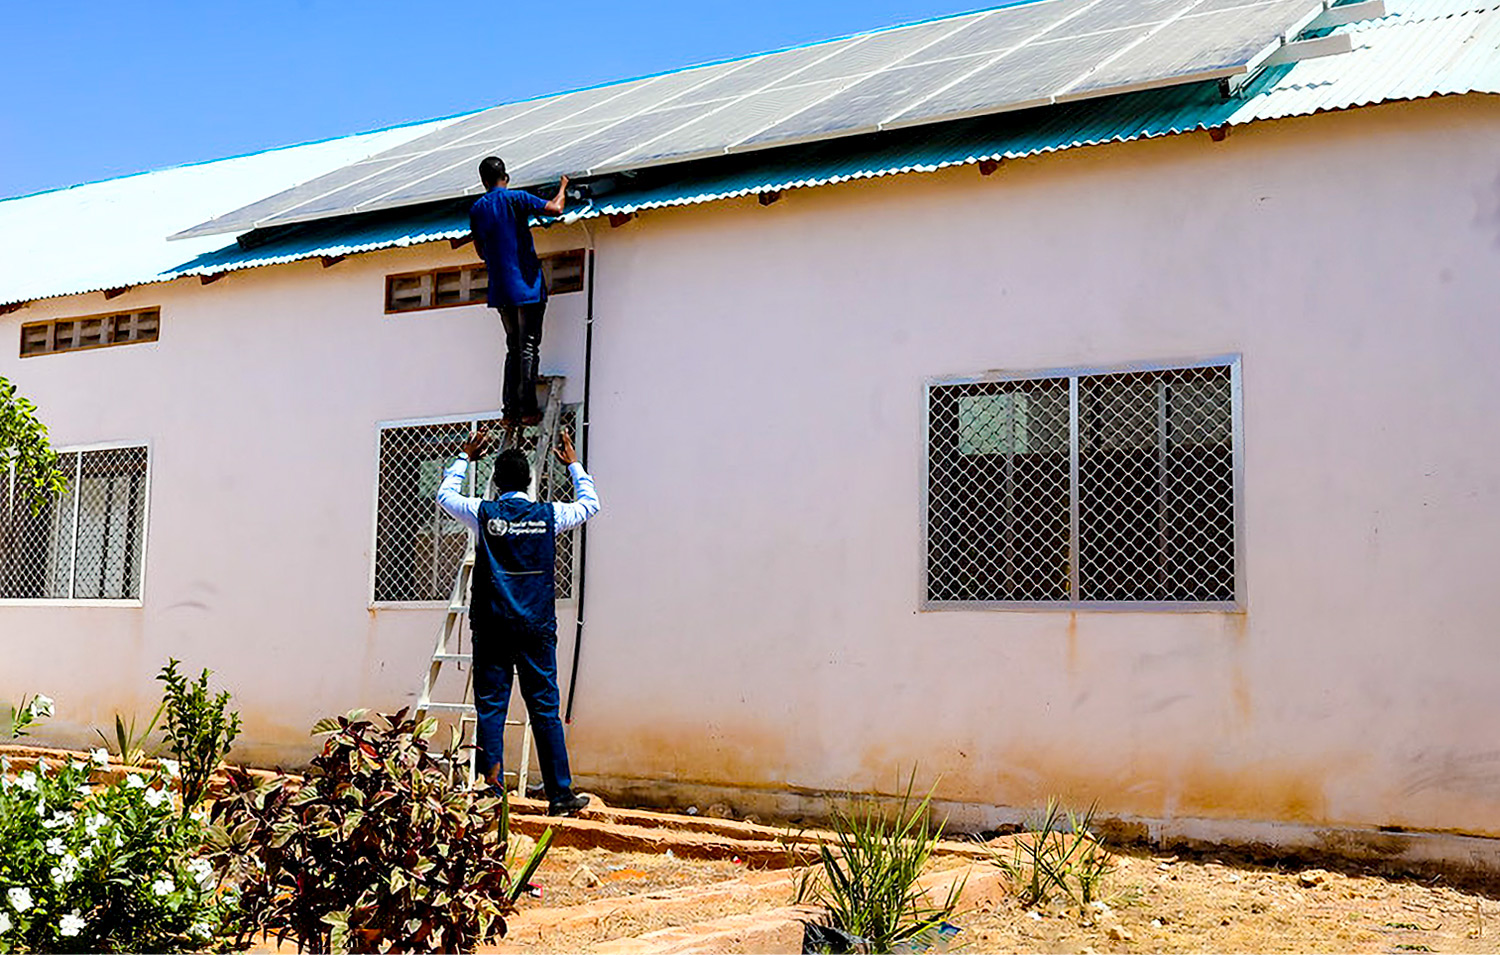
472;496;556;634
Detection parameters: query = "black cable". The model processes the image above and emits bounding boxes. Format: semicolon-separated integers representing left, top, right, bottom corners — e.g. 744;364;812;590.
564;247;596;723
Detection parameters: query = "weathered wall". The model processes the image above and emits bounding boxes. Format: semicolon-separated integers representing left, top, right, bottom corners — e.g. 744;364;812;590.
0;229;591;766
567;94;1500;841
4;94;1500;855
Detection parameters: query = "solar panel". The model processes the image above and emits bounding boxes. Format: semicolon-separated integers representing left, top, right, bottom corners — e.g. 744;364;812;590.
174;0;1332;239
1059;0;1327;99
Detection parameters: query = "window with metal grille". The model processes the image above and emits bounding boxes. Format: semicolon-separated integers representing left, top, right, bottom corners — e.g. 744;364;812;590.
372;408;581;602
925;359;1239;609
384;251;586;313
0;446;150;600
20;309;160;358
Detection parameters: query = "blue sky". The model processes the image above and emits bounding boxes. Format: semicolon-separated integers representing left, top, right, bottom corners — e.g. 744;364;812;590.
0;0;997;199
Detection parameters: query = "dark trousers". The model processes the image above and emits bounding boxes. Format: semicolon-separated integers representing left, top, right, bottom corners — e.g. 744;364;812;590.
471;621;573;801
497;301;547;420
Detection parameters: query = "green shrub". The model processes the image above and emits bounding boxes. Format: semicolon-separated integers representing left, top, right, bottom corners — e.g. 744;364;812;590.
796;775;962;954
986;798;1112;907
207;708;546;953
156;659;241;813
0;753;226;953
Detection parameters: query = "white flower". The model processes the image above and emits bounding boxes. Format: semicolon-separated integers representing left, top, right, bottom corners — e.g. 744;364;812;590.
15;772;37;793
6;886;32;912
187;857;215;887
58;911;85;938
158;758;180;778
29;695;54;719
0;910;10;934
84;813;107;837
144;786;171;809
50;856;79;885
124;774;145;789
77;783;93;798
79;844;94;861
42;810;74;829
45;836;67;856
151;877;174;897
34;758;47;776
112;831;123;848
189;807;208;824
90;748;110;767
70;760;85;772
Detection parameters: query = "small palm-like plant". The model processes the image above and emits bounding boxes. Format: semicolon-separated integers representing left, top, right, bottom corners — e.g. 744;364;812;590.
796;773;962;953
986;798;1113;907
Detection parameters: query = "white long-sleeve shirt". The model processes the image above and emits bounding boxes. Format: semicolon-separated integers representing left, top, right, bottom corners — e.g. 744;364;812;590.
436;454;599;534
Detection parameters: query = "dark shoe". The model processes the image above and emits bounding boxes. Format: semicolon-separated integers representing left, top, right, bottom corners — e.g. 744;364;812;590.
548;792;590;816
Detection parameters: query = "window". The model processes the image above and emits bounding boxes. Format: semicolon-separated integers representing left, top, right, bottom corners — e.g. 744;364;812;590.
925;358;1239;608
384;251;587;313
0;445;150;600
20;309;160;358
372;409;581;602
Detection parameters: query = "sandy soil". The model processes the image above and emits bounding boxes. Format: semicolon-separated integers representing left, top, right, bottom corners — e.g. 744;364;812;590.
511;842;1500;954
947;846;1500;955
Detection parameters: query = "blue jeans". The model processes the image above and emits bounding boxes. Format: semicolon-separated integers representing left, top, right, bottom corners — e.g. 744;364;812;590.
472;621;573;801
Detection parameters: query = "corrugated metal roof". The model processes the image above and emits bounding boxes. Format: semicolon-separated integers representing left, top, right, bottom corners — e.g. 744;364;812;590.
0;119;458;306
4;0;1498;305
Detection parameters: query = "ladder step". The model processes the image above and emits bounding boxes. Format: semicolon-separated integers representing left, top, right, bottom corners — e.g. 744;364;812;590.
445;605;469;615
425;702;477;713
434;653;472;663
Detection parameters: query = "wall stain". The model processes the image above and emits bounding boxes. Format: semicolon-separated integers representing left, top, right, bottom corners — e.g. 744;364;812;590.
1066;612;1079;678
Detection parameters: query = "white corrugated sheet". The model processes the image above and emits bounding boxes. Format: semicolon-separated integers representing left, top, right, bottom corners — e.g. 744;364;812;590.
0;119;457;306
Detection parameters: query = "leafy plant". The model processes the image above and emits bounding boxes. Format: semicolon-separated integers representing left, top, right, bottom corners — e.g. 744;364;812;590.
0;377;68;516
156;659;240;812
94;703;166;767
0;753;226;953
207;708;549;953
4;695;53;740
986;798;1113;907
795;773;962;954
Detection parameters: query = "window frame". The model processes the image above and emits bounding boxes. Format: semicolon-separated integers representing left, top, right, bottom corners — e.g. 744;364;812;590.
921;355;1245;613
367;411;582;609
0;439;152;607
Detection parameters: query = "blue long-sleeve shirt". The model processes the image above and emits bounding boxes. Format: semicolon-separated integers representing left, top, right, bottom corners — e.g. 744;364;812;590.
436;454;599;534
469;187;552;307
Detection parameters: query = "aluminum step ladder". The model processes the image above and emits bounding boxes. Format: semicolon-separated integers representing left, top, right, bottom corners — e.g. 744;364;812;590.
415;376;568;794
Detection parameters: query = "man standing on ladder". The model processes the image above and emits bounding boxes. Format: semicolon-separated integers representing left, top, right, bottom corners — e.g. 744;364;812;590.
470;156;568;426
438;427;599;815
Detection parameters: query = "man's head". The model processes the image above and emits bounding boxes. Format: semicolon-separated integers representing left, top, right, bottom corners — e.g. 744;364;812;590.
479;156;508;190
492;448;531;493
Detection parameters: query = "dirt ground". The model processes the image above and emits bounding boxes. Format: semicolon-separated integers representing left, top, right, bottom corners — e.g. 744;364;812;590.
956;845;1500;954
511;841;1500;954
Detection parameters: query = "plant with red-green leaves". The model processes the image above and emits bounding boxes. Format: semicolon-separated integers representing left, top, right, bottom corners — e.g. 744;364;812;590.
206;709;548;953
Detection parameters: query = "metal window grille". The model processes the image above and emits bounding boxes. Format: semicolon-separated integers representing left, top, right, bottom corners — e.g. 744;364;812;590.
926;359;1239;609
372;407;582;602
0;446;149;600
384;251;586;314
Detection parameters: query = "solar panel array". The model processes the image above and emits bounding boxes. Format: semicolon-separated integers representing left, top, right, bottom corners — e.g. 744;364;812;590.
177;0;1328;239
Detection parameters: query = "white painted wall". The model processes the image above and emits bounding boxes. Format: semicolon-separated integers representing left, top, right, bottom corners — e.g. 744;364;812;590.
567;94;1500;839
0;231;590;766
4;94;1500;848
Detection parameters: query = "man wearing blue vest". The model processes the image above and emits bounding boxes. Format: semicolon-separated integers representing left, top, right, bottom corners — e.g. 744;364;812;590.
437;427;599;815
469;156;569;426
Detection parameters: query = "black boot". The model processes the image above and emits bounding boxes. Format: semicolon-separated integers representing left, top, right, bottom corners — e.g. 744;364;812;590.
548;791;590;816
